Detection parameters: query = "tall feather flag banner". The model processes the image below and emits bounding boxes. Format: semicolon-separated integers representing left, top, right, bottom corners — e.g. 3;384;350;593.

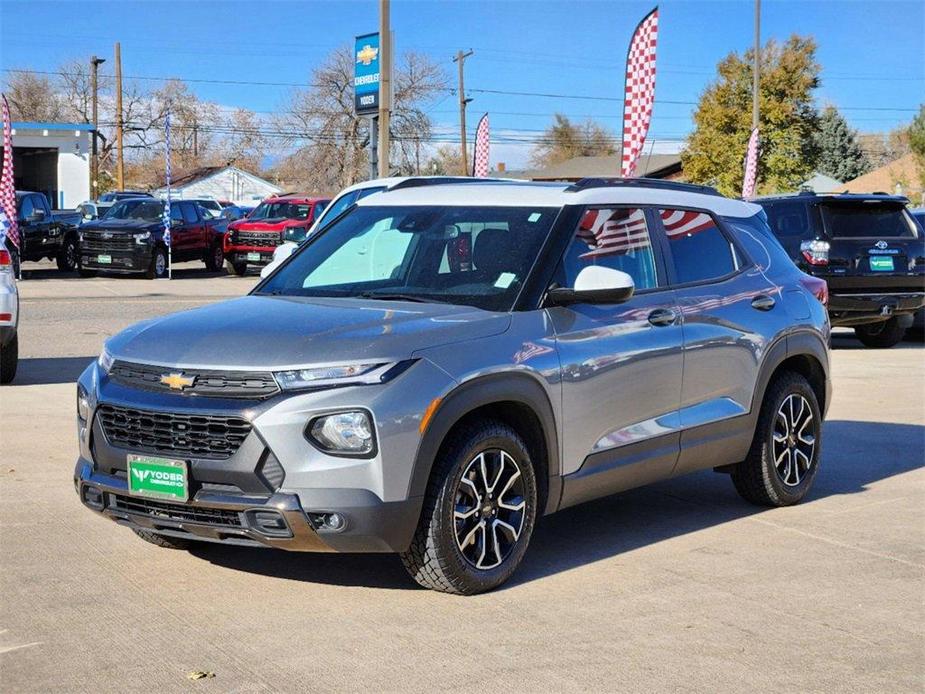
473;113;490;178
163;112;172;248
741;127;760;199
1;94;19;249
620;7;659;178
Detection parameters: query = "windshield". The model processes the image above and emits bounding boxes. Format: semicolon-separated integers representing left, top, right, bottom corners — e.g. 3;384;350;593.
250;201;311;221
820;202;918;238
103;199;164;222
257;205;558;311
314;186;386;232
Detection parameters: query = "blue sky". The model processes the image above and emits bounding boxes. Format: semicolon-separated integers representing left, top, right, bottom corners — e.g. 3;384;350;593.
1;0;922;168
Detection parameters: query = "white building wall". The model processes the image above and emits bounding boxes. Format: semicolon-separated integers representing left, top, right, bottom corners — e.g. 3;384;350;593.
11;127;91;209
166;168;281;206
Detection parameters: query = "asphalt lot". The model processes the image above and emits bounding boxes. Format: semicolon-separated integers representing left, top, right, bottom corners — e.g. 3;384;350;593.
1;260;923;693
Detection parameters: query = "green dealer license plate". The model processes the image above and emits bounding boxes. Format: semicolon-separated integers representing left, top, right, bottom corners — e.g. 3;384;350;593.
247;252;261;262
127;455;189;501
869;256;894;272
97;254;112;264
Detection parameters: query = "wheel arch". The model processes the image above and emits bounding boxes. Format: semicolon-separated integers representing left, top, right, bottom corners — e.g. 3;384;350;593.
407;372;561;516
753;330;830;419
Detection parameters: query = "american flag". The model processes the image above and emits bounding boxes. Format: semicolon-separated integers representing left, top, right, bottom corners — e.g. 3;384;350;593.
1;94;19;249
741;127;759;199
620;7;659;178
577;207;714;259
162;111;172;250
472;113;490;178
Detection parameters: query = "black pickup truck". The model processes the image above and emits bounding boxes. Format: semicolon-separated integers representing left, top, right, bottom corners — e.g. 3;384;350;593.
758;192;925;348
15;191;82;272
78;198;226;279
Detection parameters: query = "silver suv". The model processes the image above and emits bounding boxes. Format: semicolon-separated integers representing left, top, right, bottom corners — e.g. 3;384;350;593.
75;179;831;594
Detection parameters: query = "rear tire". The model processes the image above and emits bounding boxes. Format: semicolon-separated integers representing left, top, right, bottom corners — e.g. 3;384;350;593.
226;259;247;276
132;528;191;550
145;247;169;280
0;331;18;384
400;420;538;595
205;243;224;272
854;317;905;348
732;372;821;507
56;236;79;272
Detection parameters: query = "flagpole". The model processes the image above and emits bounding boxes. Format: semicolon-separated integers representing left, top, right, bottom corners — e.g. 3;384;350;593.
752;0;761;131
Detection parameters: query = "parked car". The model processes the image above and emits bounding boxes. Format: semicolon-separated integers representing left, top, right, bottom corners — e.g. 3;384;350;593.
757;192;924;348
78;198;225;279
0;230;18;384
14;191;82;272
909;208;925;336
74;178;831;594
220;205;254;222
98;191;153;203
185;198;224;219
223;194;330;275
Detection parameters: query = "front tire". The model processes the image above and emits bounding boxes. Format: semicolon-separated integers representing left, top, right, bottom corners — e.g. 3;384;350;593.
145;247;168;279
132;528;191;550
732;372;822;507
854;317;905;348
226;259;247;276
400;420;537;595
0;331;18;384
56;236;79;272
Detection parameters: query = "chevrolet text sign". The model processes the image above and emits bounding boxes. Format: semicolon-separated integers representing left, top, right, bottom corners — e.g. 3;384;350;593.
354;33;380;115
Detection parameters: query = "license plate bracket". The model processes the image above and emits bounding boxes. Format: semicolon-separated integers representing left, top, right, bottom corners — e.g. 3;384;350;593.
869;256;894;272
126;455;189;501
97;254;112;264
247;252;261;262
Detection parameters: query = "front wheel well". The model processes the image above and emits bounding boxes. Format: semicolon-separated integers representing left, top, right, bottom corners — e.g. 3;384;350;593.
766;353;827;413
437;401;550;514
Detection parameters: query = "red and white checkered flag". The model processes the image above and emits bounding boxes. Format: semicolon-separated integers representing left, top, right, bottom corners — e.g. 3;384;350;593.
620;7;659;178
473;113;490;178
741;127;759;199
1;94;19;249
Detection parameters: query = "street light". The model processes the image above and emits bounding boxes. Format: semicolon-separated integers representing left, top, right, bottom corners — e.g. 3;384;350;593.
91;56;106;196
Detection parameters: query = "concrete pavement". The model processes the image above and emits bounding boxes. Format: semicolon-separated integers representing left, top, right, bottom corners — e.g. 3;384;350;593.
1;266;923;692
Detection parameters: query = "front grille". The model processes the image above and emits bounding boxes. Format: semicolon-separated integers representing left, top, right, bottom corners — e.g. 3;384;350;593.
109;360;280;399
97;404;252;459
111;494;244;527
234;231;282;247
81;232;136;252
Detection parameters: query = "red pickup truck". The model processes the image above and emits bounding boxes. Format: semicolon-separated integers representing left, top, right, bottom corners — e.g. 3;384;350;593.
223;194;330;275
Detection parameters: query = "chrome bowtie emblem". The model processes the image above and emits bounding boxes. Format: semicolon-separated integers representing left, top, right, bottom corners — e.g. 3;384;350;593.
160;372;196;390
874;240;888;250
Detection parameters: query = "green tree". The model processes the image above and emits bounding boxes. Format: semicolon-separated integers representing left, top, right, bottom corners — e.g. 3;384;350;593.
909;104;925;188
814;106;870;181
529;114;616;168
682;35;820;196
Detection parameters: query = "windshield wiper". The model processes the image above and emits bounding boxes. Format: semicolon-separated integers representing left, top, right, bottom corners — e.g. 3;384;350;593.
359;291;445;304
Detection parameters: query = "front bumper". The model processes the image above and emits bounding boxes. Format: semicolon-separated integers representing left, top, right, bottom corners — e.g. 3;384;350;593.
225;248;276;266
828;291;925;326
81;247;151;273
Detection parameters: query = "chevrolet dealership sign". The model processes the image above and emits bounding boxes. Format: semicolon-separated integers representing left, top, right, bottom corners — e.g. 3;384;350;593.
354;33;380;115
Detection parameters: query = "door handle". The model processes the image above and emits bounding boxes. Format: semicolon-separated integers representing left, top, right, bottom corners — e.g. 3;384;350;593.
647;308;677;326
751;294;776;311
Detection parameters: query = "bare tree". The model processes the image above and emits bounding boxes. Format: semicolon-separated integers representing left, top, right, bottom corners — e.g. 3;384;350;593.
3;70;64;121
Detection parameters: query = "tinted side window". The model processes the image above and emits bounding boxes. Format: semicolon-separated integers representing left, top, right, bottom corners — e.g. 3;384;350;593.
181;202;199;224
659;209;735;285
762;200;815;238
560;208;659;291
170;204;183;222
19;196;35;220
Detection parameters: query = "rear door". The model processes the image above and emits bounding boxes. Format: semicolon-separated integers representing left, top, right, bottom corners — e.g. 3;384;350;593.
655;207;774;474
551;206;684;505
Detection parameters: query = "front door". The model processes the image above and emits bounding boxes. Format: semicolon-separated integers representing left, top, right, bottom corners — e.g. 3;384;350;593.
550;207;684;508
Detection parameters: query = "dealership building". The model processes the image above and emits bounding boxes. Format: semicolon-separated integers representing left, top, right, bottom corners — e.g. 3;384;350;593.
1;121;92;210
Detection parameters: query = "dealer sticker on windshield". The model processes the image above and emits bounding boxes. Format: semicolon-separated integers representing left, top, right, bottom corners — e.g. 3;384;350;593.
127;455;189;501
869;256;894;272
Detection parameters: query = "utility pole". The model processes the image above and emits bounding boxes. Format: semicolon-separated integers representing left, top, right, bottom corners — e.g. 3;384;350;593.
751;0;761;130
114;42;124;190
453;49;473;176
90;55;105;198
377;0;391;178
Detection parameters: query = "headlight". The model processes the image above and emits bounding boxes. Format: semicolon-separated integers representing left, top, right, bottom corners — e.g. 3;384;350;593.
77;384;90;422
134;231;151;245
274;362;389;390
308;410;375;455
97;347;114;374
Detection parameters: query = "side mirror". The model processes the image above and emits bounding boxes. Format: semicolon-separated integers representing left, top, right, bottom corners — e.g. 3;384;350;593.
546;266;635;306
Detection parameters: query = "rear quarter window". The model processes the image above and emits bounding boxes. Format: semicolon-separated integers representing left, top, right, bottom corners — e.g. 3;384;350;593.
760;200;817;239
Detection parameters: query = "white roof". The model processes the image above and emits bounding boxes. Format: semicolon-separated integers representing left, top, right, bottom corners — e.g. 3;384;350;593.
356;181;762;218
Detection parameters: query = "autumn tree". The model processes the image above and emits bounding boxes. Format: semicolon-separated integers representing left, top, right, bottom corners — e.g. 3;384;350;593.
909;104;925;188
423;145;464;175
4;70;64;121
814;106;870;181
683;35;821;196
529;114;616;168
274;46;447;191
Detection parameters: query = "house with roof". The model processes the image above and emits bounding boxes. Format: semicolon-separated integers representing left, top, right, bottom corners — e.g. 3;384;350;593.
496;153;683;182
154;165;282;205
841;154;923;205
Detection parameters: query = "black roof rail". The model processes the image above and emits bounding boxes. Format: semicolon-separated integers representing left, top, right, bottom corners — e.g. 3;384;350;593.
565;177;723;197
387;176;511;191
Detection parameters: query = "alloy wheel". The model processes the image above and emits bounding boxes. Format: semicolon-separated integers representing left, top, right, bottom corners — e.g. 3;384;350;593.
66;241;78;269
772;394;816;487
155;252;167;276
453;449;527;570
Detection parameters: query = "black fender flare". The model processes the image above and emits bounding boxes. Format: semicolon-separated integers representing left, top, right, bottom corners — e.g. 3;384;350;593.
750;329;830;419
406;371;562;515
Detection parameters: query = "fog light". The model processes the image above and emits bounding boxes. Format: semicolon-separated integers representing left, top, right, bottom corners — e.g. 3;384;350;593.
308;410;375;455
81;485;104;510
308;511;347;532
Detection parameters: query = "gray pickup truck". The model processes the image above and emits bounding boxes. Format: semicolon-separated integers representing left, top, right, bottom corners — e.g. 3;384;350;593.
15;191;82;272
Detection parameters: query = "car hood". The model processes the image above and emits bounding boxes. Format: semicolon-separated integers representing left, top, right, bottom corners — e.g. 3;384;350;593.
81;219;162;233
107;295;511;369
232;218;304;232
